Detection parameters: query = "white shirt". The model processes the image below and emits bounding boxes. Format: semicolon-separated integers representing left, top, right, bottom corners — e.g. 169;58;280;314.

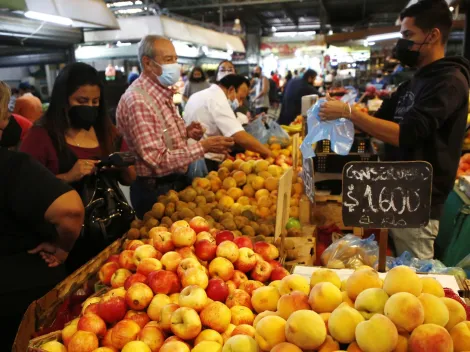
184;84;244;162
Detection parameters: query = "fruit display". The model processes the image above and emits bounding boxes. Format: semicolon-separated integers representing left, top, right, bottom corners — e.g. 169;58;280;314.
130;143;303;240
37;217;469;352
457;153;470;178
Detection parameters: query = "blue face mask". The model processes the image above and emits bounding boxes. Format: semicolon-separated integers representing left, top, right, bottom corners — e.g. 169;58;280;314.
151;60;181;87
229;98;239;111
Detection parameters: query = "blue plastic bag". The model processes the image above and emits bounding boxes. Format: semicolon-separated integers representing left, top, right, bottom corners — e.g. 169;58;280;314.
300;98;355;158
245;117;269;144
187;158;208;180
266;119;290;147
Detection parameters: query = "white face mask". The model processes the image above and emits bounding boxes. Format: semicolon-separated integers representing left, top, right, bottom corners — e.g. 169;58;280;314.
151;60;181;87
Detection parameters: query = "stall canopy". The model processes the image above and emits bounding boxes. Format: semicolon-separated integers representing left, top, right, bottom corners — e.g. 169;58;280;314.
84;15;245;53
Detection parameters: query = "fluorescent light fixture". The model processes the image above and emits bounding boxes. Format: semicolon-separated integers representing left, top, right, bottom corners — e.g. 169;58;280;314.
273;31;317;37
117;41;131;47
108;1;134;7
368;41;376;46
272;26;277;32
24;11;72;26
366;32;401;42
135;0;143;4
116;8;144;14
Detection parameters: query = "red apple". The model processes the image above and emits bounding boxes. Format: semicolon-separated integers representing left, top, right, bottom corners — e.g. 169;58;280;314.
176;246;197;260
105;254;120;265
98;296;127;324
67;331;99;352
234;248;257;273
139;324;166;352
216;230;234;245
124;273;147;290
195;231;215;244
194;239;217;261
189;216;210;234
270;266;289;281
124;310;151;329
125;282;154;310
77;313;107;339
150;230;174;254
161;251;182;272
137;258;162;276
208;257;234;281
267;259;283;269
111;268;132;288
111;319;141;350
133;245;158;266
99;262;120;285
101;328;114;348
232;270;248;287
147;270;180;295
239;280;264;296
119;250;137;271
127;240;145;251
250;260;273;282
226;289;252;309
233;236;253;249
226;280;237;294
83;303;100;316
206;278;229;302
253;242;279;260
172;227;197;248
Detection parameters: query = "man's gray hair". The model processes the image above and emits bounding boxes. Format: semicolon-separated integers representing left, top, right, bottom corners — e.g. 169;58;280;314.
138;35;166;68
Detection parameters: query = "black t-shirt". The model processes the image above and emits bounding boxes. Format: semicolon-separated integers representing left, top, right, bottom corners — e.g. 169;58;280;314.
0;149;72;256
376;57;470;218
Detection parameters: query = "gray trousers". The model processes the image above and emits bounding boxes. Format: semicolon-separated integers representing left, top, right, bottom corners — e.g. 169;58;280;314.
389;220;440;260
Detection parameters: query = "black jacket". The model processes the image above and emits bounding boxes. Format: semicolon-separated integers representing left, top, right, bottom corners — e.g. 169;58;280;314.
376;57;470;218
279;78;318;125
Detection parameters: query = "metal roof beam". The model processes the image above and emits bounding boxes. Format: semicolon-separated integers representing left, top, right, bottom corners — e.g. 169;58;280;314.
282;4;298;26
166;0;303;11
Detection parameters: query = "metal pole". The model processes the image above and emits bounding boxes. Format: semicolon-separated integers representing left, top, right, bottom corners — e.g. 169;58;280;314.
219;6;223;31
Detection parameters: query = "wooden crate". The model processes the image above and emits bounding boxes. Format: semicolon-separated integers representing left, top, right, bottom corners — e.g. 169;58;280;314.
14;238;124;352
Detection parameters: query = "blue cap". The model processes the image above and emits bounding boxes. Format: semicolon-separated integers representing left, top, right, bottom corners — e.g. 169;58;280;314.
19;82;31;90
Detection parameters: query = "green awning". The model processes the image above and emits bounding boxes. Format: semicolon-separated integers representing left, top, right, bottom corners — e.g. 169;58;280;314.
0;0;26;11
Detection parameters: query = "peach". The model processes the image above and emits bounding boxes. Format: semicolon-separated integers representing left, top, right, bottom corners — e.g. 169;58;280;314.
347;342;363;352
346;268;382;301
270;342;302;352
159;341;190;352
383;266;422;297
40;341;67;352
200;301;232;333
441;297;467;331
230;305;255;325
277;291;310;320
384;292;424;333
354;288;389;319
195;329;224;345
420;277;444;297
285;310;326;350
317;335;340;352
450;321;470;352
418;293;449;327
408;324;453;352
231;324;256;338
328;303;364;344
121;341;151;352
255;315;287;351
253;310;278;329
355;314;398;352
192;341;222;352
319;313;331;334
342;291;355;308
310;268;341;289
394;334;409;352
222;335;258;352
251;286;281;313
278;274;310;295
309;282;343;313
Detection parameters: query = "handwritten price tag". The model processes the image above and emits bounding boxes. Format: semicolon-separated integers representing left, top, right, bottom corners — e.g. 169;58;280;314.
342;161;433;228
301;158;315;203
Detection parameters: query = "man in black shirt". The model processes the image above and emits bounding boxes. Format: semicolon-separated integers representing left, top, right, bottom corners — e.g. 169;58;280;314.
0;148;84;349
279;69;318;125
320;0;470;259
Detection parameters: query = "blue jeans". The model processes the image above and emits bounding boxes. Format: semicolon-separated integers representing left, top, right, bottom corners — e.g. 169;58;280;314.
130;176;189;219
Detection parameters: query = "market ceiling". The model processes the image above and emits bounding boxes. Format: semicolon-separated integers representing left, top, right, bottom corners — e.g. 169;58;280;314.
105;0;411;35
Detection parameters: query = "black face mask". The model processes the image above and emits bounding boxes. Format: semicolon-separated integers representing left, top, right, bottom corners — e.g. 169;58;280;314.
68;105;99;131
253;73;260;78
0;116;22;148
393;36;429;68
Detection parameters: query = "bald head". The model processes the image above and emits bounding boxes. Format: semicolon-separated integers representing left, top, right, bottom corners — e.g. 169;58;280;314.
138;35;178;80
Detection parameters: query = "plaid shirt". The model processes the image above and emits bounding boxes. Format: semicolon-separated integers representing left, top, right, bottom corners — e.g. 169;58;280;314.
116;73;204;177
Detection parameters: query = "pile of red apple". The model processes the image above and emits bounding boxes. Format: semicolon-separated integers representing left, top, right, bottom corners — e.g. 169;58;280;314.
52;216;289;352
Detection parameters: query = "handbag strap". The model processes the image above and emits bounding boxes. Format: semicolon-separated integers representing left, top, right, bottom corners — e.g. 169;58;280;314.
129;87;174;150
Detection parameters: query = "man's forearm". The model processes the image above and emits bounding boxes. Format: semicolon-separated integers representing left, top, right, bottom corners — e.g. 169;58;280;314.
233;131;271;157
351;108;400;147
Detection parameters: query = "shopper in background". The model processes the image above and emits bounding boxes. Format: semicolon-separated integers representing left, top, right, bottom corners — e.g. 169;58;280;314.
0;79;84;349
271;71;280;87
279;69;318;125
8;87;18;112
184;74;271;172
20;62;135;271
252;66;270;115
216;60;236;82
13;82;43;123
370;70;387;90
183;66;210;103
117;35;234;219
320;0;470;259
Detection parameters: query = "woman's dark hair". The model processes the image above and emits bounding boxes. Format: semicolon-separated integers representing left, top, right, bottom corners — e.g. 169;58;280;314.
286;71;293;81
219;74;250;90
189;66;206;82
216;60;236;74
39;62;115;157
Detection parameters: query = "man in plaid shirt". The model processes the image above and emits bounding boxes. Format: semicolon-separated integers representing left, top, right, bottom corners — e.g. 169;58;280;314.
117;35;234;218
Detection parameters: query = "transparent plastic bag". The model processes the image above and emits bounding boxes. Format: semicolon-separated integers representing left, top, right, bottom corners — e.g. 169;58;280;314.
341;86;358;105
300;98;355;158
187;158;208;180
266;119;290;147
320;234;379;269
245;117;269;144
456;254;470;278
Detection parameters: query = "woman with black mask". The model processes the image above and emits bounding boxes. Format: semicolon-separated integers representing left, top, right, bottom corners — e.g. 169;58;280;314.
21;62;136;272
183;66;210;103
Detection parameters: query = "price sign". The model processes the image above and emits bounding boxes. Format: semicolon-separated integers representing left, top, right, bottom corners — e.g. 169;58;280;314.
301;158;315;203
342;161;433;228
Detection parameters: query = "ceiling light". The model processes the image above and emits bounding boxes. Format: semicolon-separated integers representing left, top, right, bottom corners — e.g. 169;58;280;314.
233;18;242;33
117;41;132;47
24;11;73;26
108;1;134;7
449;6;454;11
368;41;376;46
366;32;401;42
272;26;277;32
116;8;144;14
135;0;143;4
328;30;333;35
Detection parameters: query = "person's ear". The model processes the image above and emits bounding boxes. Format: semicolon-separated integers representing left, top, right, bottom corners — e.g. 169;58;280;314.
428;28;441;45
